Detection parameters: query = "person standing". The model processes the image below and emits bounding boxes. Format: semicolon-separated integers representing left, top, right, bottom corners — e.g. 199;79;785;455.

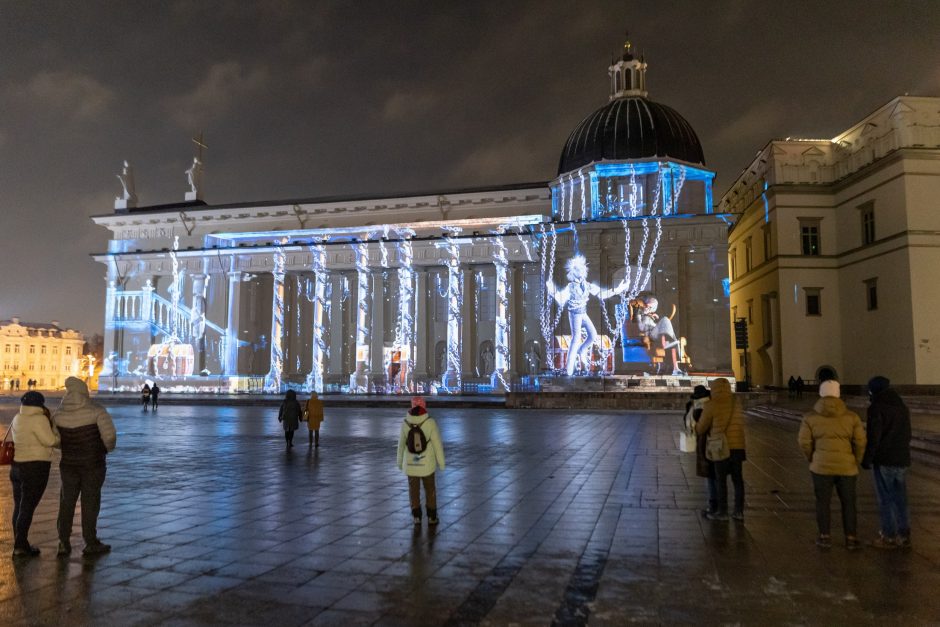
304;392;324;448
798;380;866;550
695;378;747;521
9;391;59;557
685;385;716;516
397;396;445;526
140;383;151;411
53;376;116;555
862;376;912;549
149;384;160;410
277;390;302;450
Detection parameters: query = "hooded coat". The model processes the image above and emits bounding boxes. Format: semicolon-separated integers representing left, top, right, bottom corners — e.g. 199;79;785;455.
397;409;445;477
304;394;324;430
695;378;746;450
798;396;866;476
53;377;116;467
862;387;911;468
278;391;302;431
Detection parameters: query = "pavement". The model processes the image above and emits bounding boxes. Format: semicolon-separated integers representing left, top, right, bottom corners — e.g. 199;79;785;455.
1;402;939;625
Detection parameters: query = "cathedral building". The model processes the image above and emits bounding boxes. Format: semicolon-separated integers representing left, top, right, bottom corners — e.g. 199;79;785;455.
722;96;940;388
92;40;732;394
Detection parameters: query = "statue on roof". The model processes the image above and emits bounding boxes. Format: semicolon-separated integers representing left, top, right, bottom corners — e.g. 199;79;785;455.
115;160;138;209
185;157;203;201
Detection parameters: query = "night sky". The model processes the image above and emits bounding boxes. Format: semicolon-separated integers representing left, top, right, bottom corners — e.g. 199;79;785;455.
1;1;937;337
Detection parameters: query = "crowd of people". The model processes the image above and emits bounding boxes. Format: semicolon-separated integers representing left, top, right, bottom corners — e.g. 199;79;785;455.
6;373;913;560
685;374;912;550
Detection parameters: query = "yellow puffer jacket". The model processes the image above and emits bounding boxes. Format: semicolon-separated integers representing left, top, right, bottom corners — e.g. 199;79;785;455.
798;397;866;476
695;378;746;450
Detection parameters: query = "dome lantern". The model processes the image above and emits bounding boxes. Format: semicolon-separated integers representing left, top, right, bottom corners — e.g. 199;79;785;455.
609;34;647;100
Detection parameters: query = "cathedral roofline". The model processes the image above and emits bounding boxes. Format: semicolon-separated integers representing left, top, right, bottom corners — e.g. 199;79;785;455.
99;181;549;219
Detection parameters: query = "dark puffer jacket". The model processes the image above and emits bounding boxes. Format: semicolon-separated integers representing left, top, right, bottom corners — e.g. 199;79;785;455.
53;377;117;467
862;388;911;468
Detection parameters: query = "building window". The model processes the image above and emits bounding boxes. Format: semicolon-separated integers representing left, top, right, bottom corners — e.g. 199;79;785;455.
41;346;46;354
744;237;753;272
66;347;72;356
762;223;772;261
860;202;875;245
14;345;19;354
3;345;8;353
53;347;57;355
799;219;821;256
29;345;35;354
729;249;737;280
865;278;878;311
804;287;822;316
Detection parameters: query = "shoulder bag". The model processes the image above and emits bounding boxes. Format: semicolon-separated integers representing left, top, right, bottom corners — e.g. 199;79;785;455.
0;424;14;465
704;399;735;462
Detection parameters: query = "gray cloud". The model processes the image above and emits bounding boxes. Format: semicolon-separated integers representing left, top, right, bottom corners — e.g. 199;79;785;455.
164;62;271;128
7;71;115;121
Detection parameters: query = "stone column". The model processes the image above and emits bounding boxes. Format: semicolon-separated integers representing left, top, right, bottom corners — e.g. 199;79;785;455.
350;243;372;392
369;270;386;389
508;263;523;378
327;273;345;385
224;270;243;376
191;273;208;373
441;256;463;392
460;265;475;383
308;245;329;393
264;246;286;393
413;269;429;383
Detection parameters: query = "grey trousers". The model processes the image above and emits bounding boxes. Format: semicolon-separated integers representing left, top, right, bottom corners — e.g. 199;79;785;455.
58;464;107;545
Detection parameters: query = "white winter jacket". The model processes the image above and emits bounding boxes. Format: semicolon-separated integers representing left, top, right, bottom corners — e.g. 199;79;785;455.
397;410;445;477
11;405;59;462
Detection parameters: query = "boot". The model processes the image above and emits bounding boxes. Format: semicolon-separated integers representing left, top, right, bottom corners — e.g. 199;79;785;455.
411;508;422;525
427;507;439;526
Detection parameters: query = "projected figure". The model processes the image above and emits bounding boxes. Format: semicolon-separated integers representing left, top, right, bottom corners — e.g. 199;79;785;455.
547;255;628;376
632;294;688;376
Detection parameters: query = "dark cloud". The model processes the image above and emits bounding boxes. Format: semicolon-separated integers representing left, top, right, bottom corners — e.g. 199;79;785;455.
0;0;937;336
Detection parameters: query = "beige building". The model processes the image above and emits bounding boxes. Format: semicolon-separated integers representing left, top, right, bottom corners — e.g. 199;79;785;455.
722;96;940;388
0;317;85;391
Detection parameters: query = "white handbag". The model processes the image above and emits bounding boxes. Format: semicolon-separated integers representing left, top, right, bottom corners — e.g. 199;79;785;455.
678;428;696;453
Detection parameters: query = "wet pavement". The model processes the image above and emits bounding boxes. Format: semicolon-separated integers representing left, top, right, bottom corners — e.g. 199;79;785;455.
1;403;939;626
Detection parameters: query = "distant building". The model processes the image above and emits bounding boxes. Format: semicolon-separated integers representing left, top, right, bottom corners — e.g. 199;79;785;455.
722;96;940;387
0;317;85;390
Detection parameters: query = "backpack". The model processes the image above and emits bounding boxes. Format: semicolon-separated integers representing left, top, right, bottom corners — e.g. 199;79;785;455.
405;419;429;454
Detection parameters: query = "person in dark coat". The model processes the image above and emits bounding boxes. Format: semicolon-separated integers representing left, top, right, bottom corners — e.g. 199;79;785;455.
788;376;797;399
862;376;912;549
149;384;160;410
140;384;151;411
277;390;302;450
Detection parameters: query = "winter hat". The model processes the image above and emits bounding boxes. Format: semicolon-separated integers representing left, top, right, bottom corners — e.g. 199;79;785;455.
20;391;45;407
410;396;427;411
819;379;841;398
868;376;890;396
691;385;710;400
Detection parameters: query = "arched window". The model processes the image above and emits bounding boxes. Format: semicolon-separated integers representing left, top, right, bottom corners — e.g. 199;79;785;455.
625;70;632;91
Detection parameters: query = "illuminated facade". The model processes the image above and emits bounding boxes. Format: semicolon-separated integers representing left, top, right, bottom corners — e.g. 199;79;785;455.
0;318;84;390
92;41;733;394
722;96;940;387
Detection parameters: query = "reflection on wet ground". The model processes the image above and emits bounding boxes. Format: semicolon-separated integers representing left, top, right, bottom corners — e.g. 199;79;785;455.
0;403;938;625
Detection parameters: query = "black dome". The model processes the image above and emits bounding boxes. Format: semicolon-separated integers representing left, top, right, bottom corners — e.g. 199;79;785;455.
558;97;705;175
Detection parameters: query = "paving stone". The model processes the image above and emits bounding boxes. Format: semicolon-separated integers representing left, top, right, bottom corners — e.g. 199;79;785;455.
1;404;939;624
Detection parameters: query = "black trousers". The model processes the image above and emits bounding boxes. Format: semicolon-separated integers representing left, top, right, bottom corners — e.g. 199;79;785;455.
58;464;107;545
10;461;51;550
811;472;857;537
713;449;746;515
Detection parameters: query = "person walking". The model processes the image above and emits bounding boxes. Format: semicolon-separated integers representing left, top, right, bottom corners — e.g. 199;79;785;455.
277;390;302;450
695;378;747;521
149;384;160;410
53;376;116;555
397;396;445;526
862;376;912;549
304;392;324;448
685;385;716;516
798;379;866;550
8;391;59;557
140;383;151;411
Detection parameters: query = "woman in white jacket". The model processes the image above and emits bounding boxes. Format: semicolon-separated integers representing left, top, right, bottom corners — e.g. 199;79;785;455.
9;391;59;557
397;396;445;526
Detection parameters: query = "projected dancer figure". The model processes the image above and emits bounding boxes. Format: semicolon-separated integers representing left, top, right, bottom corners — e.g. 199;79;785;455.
547;255;628;376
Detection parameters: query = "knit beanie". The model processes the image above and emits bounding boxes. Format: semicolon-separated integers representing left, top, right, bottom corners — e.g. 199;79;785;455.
20;391;45;407
868;376;890;396
819;379;840;398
